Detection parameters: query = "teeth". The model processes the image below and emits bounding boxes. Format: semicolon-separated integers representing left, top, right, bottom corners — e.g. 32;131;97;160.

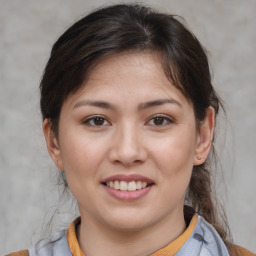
120;181;128;191
136;181;142;190
114;180;120;189
106;180;149;191
109;181;114;188
128;181;136;191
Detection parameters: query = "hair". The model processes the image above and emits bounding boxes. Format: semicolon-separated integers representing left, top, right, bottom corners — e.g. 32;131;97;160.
40;3;234;253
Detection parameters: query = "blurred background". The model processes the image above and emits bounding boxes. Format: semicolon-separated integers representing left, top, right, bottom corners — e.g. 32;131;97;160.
1;0;256;254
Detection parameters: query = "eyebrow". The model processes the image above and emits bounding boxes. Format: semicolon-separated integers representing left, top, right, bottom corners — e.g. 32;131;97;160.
73;98;182;110
138;98;182;110
74;100;115;110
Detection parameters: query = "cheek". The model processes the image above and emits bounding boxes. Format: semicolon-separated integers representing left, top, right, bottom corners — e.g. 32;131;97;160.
152;135;196;168
58;131;102;186
59;132;114;203
59;125;105;166
59;137;102;207
149;131;196;188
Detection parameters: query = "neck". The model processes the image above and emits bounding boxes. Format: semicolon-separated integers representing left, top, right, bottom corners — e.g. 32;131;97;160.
77;212;186;256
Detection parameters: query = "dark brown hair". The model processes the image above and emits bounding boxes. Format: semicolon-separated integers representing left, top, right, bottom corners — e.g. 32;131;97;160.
40;3;233;252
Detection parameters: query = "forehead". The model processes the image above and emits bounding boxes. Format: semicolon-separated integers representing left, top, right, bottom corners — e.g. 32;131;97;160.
68;52;188;104
55;53;197;125
89;52;165;84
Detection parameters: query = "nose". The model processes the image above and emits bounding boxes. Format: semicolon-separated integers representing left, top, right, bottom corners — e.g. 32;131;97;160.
108;123;147;166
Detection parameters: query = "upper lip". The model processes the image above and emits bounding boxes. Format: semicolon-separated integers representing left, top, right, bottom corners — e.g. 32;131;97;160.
102;174;154;184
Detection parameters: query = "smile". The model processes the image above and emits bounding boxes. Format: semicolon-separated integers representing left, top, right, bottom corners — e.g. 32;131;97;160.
106;180;148;191
102;174;154;200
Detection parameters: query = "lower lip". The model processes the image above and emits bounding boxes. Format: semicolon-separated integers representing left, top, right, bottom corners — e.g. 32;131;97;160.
103;185;153;201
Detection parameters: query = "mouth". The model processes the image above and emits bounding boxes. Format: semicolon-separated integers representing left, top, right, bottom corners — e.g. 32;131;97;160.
102;180;154;191
101;174;155;195
101;175;154;201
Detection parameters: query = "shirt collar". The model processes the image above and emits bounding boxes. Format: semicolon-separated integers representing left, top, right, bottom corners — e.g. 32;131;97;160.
66;214;198;256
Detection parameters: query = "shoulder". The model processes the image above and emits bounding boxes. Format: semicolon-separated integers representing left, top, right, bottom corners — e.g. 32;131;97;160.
6;230;71;256
195;216;255;256
5;250;29;256
198;216;255;256
29;230;72;256
231;245;256;256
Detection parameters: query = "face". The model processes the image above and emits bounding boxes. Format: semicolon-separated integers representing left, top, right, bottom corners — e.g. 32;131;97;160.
44;52;213;234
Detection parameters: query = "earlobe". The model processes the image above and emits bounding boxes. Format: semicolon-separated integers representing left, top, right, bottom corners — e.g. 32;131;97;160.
43;119;63;169
194;107;215;166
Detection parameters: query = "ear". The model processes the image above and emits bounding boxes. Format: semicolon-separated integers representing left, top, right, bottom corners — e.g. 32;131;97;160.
43;119;64;170
194;107;215;165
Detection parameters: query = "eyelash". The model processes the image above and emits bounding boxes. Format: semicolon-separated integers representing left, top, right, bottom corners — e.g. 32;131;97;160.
82;114;174;128
146;115;174;127
82;115;110;127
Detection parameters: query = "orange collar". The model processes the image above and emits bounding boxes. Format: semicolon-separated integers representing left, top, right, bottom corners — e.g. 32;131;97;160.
66;217;85;256
151;214;198;255
66;214;198;256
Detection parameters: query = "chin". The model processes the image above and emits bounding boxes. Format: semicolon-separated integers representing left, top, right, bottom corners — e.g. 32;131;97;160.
102;211;154;232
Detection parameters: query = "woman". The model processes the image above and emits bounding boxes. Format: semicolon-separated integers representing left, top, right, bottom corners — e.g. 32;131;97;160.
7;3;255;256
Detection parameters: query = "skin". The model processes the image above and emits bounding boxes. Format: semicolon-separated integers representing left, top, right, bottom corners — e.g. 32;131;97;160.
43;52;215;256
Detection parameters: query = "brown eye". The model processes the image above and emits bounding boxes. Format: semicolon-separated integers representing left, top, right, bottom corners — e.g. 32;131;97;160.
83;116;110;127
153;117;165;125
147;115;173;126
92;117;105;126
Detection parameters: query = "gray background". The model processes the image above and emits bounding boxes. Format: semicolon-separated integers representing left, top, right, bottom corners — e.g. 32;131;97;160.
1;0;256;254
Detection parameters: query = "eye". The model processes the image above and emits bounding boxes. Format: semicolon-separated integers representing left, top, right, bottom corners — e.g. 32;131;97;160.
83;115;110;127
147;115;173;126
